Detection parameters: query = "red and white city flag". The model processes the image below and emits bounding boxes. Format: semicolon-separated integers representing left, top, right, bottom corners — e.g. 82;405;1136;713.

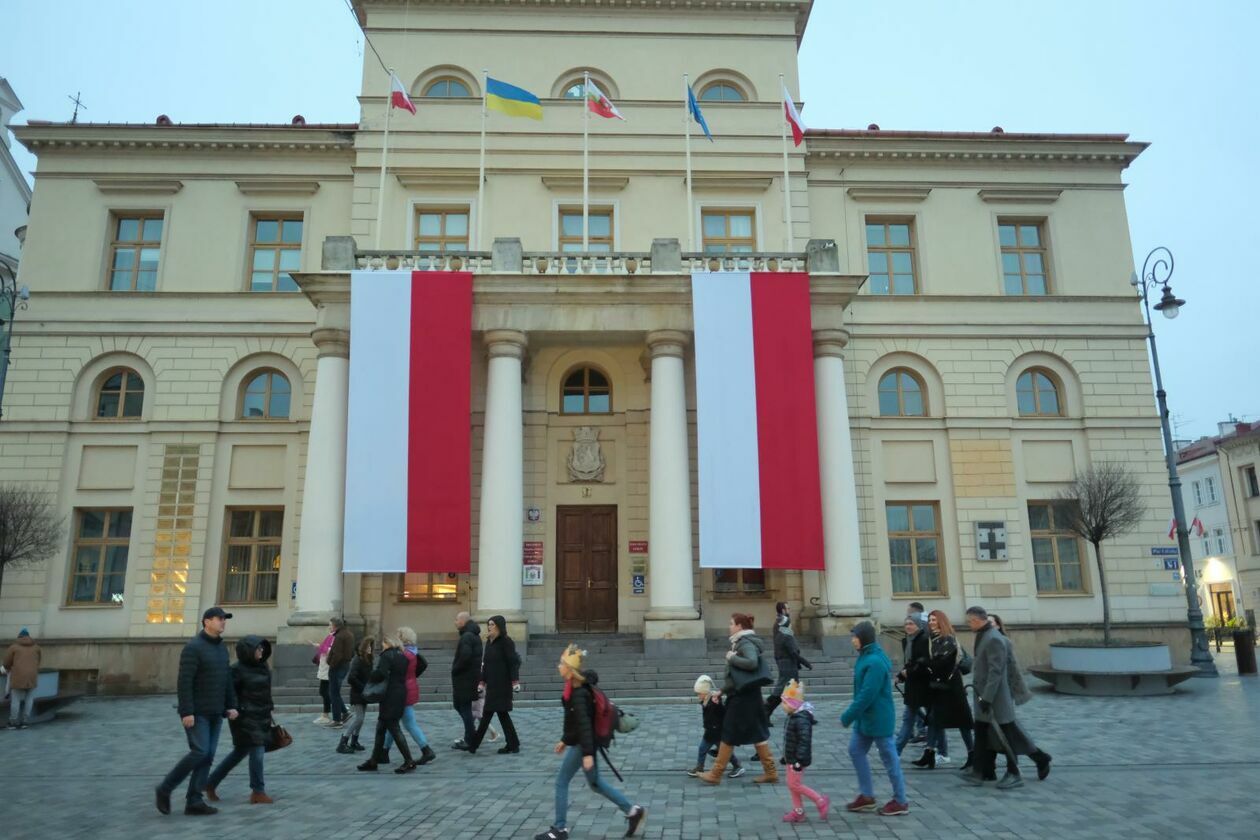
390;72;417;114
343;270;473;573
691;271;824;570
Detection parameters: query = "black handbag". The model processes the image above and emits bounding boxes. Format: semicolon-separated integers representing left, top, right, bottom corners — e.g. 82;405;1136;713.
362;676;387;703
728;643;773;692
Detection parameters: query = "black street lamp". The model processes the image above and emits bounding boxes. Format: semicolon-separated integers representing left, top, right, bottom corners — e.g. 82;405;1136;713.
0;260;30;421
1131;246;1216;676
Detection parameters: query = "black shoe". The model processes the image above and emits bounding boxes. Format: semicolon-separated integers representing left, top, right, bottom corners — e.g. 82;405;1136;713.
336;737;353;754
911;749;933;769
376;750;391;765
497;745;520;754
155;787;171;815
356;760;378;772
959;750;974;772
451;739;470;751
394;760;418;774
1033;752;1052;781
351;739;366;752
184;801;218;816
417;746;437;765
534;828;569;840
624;805;646;837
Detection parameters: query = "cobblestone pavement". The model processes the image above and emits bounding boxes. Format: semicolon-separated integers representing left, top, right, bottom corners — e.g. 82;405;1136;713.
2;656;1258;839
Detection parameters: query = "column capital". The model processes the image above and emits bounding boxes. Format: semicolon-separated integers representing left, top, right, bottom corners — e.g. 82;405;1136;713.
646;329;689;359
484;329;528;360
813;329;851;358
311;327;350;359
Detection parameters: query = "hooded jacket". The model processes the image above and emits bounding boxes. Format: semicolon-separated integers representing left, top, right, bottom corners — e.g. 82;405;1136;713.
480;615;521;713
228;635;274;748
782;703;816;767
451;619;483;704
3;636;41;691
841;624;896;738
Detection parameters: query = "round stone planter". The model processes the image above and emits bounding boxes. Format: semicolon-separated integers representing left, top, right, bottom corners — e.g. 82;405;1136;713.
1049;642;1172;673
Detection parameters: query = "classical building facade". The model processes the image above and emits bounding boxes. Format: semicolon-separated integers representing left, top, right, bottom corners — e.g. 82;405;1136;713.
2;0;1194;690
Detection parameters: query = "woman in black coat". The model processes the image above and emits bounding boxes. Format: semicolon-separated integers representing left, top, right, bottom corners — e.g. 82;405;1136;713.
467;614;521;754
696;613;777;785
894;613;931;755
917;610;975;770
205;635;274;803
357;634;416;773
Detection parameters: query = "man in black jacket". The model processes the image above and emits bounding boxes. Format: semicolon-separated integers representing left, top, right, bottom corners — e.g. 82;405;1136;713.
156;606;239;816
450;611;482;749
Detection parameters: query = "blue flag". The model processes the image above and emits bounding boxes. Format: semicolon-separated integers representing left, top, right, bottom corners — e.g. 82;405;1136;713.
687;85;713;142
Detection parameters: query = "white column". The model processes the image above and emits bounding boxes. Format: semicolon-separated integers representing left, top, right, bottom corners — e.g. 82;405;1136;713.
646;330;698;619
814;329;867;614
293;328;350;619
476;330;527;618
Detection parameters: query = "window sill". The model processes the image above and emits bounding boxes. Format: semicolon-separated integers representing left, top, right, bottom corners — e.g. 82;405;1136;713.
396;599;461;605
217;601;280;608
62;602;125;610
1034;591;1093;598
891;592;947;599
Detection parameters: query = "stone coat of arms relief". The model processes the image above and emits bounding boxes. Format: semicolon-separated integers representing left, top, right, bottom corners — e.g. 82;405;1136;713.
566;426;606;482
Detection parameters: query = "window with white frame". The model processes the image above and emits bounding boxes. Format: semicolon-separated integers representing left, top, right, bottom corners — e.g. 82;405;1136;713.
1192;480;1203;506
1213;526;1228;556
1205;476;1218;504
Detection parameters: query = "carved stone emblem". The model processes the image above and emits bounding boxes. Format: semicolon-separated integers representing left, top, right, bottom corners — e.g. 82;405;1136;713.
567;426;606;482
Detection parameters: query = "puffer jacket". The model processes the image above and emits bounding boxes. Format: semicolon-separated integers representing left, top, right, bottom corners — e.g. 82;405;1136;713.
228;635;274;748
176;630;237;718
560;681;598;757
347;652;373;706
782;704;816;767
701;694;727;743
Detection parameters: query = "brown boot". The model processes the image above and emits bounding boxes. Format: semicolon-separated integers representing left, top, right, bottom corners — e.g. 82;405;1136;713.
697;743;732;785
250;791;273;804
753;742;779;784
203;786;220;802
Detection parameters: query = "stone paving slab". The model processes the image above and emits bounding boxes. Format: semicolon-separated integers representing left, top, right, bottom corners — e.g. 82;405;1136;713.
1;658;1257;839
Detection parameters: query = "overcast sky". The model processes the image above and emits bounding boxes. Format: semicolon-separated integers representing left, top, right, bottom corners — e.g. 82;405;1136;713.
4;1;1256;440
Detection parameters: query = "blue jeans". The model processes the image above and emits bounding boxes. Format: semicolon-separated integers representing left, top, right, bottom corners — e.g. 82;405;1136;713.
895;703;921;754
696;737;741;769
327;664;349;722
848;731;907;804
929;723;974;758
554;745;632;830
158;715;223;804
207;744;265;793
454;700;475;744
384;705;429;750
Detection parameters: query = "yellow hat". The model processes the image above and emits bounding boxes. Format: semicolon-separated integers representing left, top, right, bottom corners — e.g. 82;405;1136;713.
561;643;586;674
781;679;805;711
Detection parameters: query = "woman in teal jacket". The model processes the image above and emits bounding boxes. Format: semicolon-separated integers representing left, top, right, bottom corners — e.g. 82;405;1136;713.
839;621;909;817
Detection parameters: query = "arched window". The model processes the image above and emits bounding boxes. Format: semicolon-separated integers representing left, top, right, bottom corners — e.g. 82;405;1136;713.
241;370;291;420
561;82;585;99
561;367;611;415
877;369;926;417
1016;368;1061;416
95;368;144;419
423;78;471;97
699;82;746;102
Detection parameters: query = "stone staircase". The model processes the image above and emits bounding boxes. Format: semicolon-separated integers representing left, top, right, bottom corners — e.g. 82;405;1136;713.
272;633;855;713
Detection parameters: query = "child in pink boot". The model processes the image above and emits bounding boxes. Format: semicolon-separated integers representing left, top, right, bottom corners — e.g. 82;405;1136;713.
780;680;830;823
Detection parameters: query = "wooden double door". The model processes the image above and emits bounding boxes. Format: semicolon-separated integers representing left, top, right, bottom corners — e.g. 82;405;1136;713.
556;505;618;632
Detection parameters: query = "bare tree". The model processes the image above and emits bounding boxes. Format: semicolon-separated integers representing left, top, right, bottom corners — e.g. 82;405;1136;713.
0;484;64;599
1057;461;1148;645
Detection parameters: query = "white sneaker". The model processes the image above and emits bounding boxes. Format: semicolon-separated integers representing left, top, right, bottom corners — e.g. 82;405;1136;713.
487;727;501;742
313;714;332;726
936;754;952;765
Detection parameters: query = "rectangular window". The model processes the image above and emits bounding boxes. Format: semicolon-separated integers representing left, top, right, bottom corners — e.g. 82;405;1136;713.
107;213;163;291
414;207;470;252
1246;466;1259;498
1192;480;1204;507
701;209;756;254
558;208;613;253
1213;527;1228;556
1205;476;1218;503
998;220;1050;296
864;218;918;295
399;573;461;602
68;508;131;605
221;507;283;604
1202;537;1212;557
1028;501;1087;594
713;568;767;596
886;502;944;596
248;215;303;292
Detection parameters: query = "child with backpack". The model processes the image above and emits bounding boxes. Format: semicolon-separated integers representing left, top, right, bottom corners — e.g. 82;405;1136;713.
687;675;745;779
534;644;647;840
779;679;830;823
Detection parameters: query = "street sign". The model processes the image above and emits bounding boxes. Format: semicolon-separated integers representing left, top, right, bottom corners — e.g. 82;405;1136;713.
632;573;646;595
629;541;649;554
1150;547;1180;556
1162;557;1180;570
523;541;544;565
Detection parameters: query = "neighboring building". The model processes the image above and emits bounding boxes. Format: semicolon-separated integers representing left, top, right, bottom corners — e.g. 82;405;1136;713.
1216;423;1260;617
1176;422;1249;623
0;78;32;271
2;0;1192;691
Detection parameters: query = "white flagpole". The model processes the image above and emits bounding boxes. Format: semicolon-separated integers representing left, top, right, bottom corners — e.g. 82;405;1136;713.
684;74;695;254
375;68;396;250
582;70;590;252
779;73;794;254
477;69;489;252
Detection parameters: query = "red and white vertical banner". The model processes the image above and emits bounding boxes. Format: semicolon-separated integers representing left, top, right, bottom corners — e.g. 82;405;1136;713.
691;271;824;570
343;270;473;573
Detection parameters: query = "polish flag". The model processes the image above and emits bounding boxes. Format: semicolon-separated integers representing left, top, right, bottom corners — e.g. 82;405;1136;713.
343;271;473;572
585;80;625;120
1168;518;1178;540
390;72;417;115
691;271;824;570
1190;517;1206;537
782;83;806;146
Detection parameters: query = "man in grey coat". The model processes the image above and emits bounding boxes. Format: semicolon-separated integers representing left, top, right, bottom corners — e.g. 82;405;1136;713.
961;606;1051;790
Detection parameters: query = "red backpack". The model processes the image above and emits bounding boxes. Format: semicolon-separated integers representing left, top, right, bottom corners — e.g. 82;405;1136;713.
591;685;617;748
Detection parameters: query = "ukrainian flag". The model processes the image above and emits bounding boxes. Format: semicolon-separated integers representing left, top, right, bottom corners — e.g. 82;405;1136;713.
486;77;543;121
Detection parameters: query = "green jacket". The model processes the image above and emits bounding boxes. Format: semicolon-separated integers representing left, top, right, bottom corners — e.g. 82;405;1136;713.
841;644;896;738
